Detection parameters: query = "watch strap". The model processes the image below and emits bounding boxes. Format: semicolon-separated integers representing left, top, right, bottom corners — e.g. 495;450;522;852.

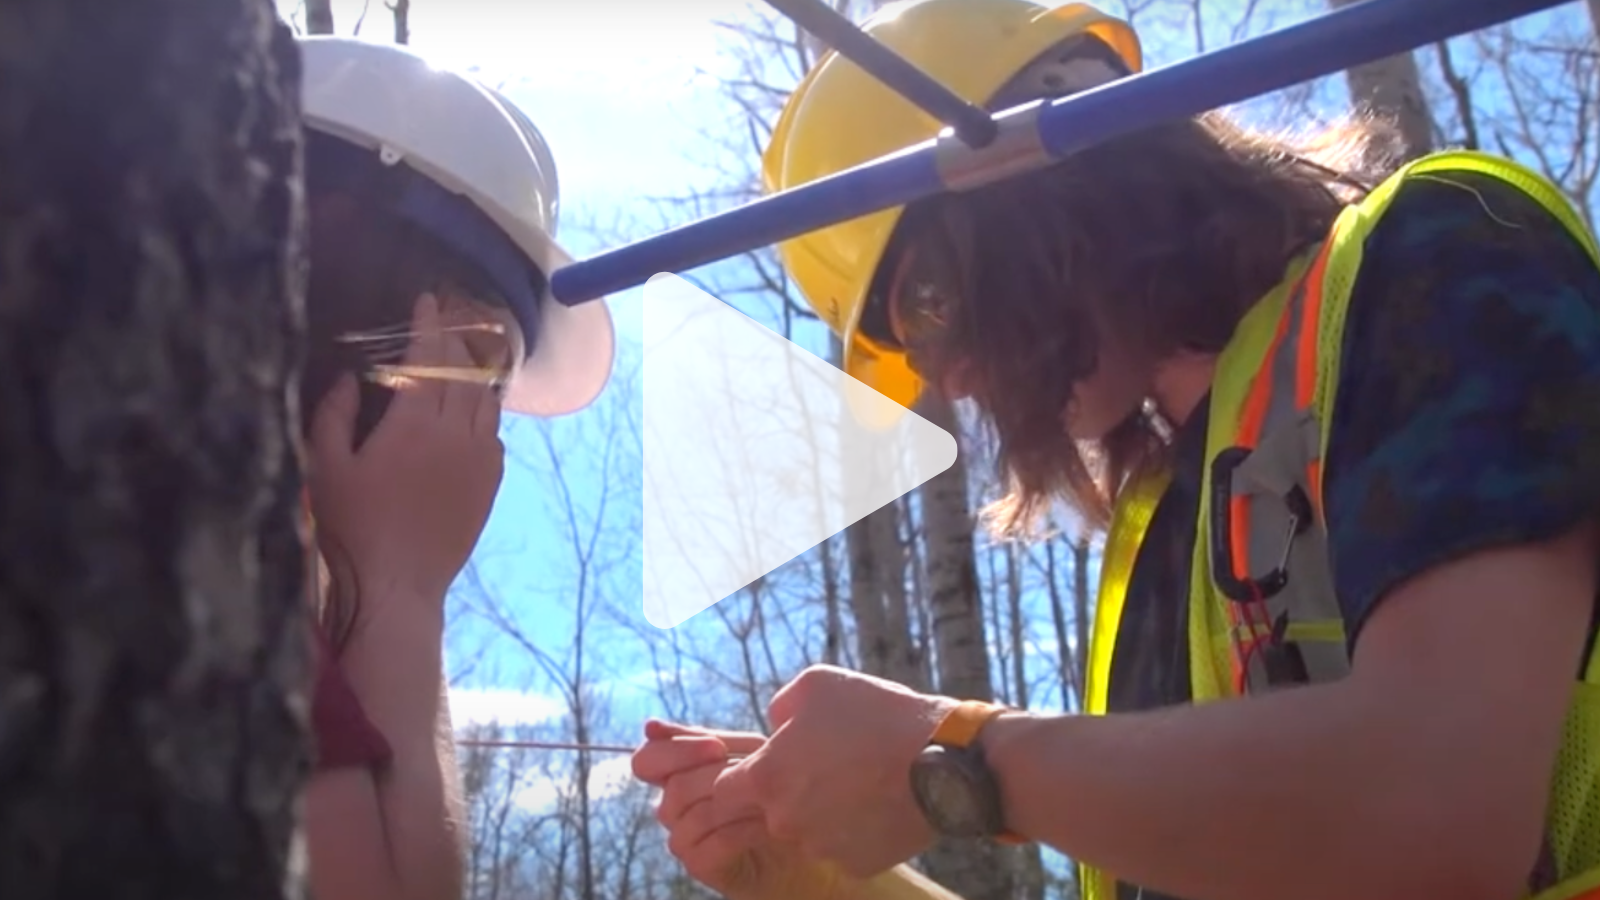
930;700;1009;748
928;701;1026;844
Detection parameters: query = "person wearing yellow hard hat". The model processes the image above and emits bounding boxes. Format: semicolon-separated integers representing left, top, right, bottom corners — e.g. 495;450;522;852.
633;1;1600;900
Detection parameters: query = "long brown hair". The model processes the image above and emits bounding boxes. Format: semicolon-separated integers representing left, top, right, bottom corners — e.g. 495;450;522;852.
302;135;512;649
875;111;1401;538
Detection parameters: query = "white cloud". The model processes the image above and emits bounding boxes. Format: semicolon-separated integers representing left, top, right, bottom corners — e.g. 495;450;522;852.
447;687;641;813
449;687;567;731
509;754;639;814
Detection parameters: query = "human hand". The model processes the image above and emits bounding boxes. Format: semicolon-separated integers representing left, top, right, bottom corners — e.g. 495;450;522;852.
634;720;846;900
307;292;505;607
711;666;958;878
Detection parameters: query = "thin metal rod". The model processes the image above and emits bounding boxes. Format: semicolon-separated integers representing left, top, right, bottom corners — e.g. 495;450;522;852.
456;739;637;753
549;0;1565;307
455;738;751;763
762;0;997;148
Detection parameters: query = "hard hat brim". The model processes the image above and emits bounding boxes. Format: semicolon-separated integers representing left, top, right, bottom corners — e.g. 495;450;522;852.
501;240;616;418
842;329;926;429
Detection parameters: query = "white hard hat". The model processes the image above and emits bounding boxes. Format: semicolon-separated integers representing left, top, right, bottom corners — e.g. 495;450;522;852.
298;36;614;418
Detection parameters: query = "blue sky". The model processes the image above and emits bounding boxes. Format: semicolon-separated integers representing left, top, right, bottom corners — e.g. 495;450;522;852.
282;0;1598;811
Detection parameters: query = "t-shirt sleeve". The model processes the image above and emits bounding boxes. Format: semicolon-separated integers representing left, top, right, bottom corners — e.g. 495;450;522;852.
311;625;393;771
1321;170;1600;646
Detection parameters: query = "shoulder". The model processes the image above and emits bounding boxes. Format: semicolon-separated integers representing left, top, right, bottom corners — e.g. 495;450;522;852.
1333;164;1600;466
1319;162;1600;640
1352;166;1598;318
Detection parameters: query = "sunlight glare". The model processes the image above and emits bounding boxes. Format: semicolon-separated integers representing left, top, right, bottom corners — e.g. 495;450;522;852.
289;0;760;92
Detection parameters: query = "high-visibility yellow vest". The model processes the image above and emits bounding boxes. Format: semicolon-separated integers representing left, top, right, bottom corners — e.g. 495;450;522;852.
1080;150;1600;900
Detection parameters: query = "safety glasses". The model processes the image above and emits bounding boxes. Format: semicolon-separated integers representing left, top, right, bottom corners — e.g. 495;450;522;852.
336;301;527;395
886;242;962;352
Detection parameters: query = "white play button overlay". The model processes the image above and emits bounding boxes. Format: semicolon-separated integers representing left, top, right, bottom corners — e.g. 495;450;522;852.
641;273;957;629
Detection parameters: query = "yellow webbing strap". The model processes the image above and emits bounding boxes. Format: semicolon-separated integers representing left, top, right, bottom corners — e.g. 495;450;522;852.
1080;465;1170;900
1085;467;1173;717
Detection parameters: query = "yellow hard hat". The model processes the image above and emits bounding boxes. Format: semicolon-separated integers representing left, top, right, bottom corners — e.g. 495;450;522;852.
763;0;1142;412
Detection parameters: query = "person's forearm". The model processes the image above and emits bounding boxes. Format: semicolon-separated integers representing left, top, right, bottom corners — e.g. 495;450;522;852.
338;591;465;900
982;684;1515;900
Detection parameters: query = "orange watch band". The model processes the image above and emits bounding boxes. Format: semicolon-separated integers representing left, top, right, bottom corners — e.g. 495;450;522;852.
929;701;1027;844
930;700;1009;748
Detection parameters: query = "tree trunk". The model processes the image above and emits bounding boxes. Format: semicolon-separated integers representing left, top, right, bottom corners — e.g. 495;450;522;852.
1327;0;1435;161
878;498;922;688
1072;536;1093;710
836;333;924;690
305;0;334;34
846;512;893;673
847;505;925;689
1044;541;1079;708
1005;545;1027;710
391;0;411;45
0;1;309;898
914;394;995;705
819;535;845;666
912;394;1013;900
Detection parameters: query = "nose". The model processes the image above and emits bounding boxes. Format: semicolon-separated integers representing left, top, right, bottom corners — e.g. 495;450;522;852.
440;300;518;377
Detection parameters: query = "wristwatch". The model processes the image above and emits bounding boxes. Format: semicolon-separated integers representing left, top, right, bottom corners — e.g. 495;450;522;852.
908;700;1025;843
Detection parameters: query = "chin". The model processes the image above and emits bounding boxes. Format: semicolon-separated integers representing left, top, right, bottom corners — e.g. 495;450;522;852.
1063;395;1150;443
1061;415;1115;443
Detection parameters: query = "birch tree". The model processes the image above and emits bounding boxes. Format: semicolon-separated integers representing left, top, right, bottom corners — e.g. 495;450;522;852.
305;0;333;34
1327;0;1435;159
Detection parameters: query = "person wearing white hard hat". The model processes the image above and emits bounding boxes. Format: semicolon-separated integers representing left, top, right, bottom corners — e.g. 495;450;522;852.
293;36;613;900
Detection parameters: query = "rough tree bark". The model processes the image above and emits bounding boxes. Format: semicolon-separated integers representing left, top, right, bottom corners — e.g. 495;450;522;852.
0;1;310;898
1327;0;1435;161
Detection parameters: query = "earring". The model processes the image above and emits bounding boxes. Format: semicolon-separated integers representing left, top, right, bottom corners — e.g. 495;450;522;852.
1141;397;1174;443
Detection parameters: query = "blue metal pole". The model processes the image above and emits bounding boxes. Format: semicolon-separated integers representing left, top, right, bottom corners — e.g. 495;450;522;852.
1033;0;1572;158
551;0;1573;306
762;0;998;148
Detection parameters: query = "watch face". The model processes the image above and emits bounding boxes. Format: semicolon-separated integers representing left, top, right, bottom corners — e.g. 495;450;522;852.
909;745;1002;839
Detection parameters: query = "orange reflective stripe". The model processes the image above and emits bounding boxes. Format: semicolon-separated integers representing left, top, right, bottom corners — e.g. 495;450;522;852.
1295;242;1335;518
1294;242;1332;409
1229;291;1295;572
1305;458;1324;517
1221;276;1298;687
